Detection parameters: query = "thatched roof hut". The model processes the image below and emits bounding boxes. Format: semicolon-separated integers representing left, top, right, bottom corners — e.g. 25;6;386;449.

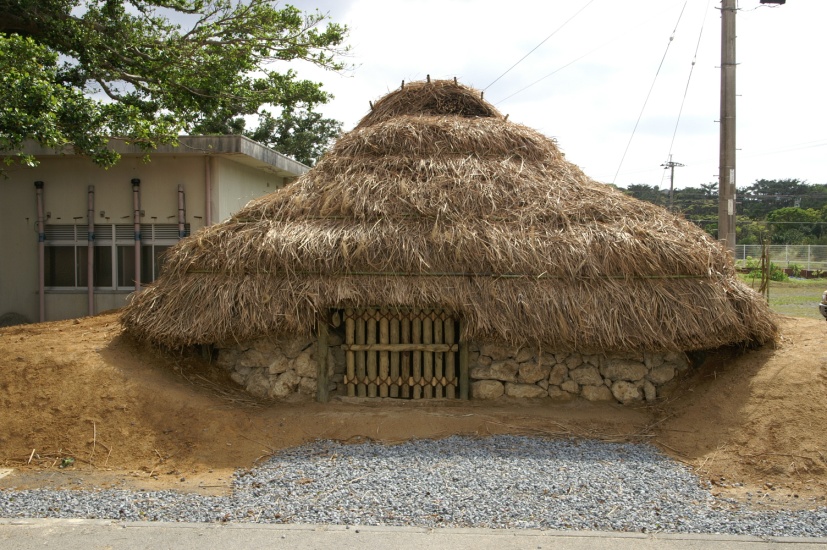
121;79;776;353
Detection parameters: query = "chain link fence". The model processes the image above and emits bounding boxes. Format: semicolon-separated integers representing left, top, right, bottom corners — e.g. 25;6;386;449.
734;245;827;271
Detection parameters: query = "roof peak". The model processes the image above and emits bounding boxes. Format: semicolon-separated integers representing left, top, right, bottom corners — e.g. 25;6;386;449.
356;79;503;129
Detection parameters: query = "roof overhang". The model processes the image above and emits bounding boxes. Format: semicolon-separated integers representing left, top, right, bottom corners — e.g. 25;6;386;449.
18;135;309;179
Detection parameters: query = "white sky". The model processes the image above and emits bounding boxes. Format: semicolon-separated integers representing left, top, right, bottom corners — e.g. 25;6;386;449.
284;0;827;190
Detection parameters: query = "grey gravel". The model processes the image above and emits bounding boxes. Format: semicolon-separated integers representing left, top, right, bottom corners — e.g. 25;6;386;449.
1;436;825;536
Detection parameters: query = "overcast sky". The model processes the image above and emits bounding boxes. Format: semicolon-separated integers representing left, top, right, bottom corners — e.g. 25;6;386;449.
283;0;826;190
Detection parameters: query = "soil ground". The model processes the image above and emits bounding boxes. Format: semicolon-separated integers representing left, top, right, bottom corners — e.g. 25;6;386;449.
0;312;825;512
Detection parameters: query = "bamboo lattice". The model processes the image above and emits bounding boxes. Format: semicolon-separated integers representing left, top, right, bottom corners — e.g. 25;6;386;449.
343;308;460;399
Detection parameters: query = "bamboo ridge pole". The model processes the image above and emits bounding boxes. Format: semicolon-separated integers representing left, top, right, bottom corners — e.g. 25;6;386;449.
184;269;709;280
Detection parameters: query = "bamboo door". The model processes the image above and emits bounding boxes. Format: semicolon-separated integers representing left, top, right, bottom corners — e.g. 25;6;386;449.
343;308;464;399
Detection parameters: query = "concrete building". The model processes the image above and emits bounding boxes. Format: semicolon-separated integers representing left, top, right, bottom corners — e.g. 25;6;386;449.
0;136;308;324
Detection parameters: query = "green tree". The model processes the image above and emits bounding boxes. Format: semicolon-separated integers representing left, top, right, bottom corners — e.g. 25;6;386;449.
736;218;768;245
799;183;827;211
248;108;341;166
766;207;822;244
672;186;716;218
194;104;342;166
622;180;827;244
700;182;718;198
1;0;347;168
623;184;666;207
740;179;806;219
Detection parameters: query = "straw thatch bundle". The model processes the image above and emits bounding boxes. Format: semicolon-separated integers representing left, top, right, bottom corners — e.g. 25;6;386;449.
121;79;776;352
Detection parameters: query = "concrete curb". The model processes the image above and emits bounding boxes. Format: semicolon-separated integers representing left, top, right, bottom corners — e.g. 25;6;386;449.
2;519;827;549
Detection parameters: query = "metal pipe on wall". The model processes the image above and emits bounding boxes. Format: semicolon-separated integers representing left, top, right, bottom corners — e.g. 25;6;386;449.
87;185;95;316
204;156;212;226
35;181;45;323
132;178;141;292
177;184;186;238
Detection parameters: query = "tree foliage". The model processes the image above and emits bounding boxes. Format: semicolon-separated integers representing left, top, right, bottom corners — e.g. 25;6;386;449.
766;207;823;244
247;107;341;166
193;104;342;166
739;179;809;219
623;184;666;207
621;179;827;245
0;0;347;168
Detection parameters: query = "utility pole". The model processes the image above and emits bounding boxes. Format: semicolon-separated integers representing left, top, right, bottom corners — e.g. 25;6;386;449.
718;0;737;253
661;155;684;211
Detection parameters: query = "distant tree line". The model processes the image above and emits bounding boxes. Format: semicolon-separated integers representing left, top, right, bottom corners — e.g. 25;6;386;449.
620;179;827;245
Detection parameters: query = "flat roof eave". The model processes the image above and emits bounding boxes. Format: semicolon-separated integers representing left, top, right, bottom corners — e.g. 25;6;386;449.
17;135;309;178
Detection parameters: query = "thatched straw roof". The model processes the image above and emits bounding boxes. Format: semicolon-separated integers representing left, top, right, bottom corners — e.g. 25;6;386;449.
121;79;776;352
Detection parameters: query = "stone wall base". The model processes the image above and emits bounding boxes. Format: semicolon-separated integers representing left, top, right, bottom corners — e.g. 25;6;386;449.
215;336;691;405
468;344;690;404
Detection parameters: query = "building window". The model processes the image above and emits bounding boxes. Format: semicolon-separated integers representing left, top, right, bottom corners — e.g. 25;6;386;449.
44;245;80;287
44;224;188;289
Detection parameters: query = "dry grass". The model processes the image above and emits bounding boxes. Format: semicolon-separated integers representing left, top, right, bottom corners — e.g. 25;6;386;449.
121;79;777;351
357;79;503;127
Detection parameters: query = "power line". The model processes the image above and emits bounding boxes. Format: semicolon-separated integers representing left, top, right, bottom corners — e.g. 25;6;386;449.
483;0;596;92
687;220;827;225
664;0;712;162
612;1;688;185
612;138;827;184
658;2;709;195
493;43;605;105
740;140;827;159
493;4;678;107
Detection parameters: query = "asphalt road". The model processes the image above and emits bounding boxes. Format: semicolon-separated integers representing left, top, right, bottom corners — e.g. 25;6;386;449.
2;520;827;550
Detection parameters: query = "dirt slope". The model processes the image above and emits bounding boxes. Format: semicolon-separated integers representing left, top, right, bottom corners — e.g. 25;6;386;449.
0;312;824;509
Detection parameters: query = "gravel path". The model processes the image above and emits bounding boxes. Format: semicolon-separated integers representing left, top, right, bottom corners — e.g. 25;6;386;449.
1;436;825;536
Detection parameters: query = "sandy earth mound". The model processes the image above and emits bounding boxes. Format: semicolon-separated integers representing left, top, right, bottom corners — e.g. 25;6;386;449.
0;312;824;510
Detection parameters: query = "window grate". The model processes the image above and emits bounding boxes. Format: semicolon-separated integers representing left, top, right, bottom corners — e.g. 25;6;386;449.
149;224;182;240
44;225;76;241
42;223;188;288
115;224;134;241
94;224;113;241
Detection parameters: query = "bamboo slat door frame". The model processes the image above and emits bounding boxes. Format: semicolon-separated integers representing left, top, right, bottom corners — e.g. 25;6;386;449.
342;308;467;399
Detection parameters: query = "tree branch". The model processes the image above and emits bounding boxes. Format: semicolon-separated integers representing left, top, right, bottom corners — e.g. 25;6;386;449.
94;78;127;102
